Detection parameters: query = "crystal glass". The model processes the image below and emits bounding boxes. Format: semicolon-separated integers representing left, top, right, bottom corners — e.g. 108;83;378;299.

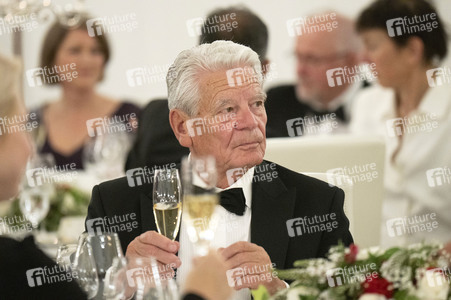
125;256;178;300
152;168;182;241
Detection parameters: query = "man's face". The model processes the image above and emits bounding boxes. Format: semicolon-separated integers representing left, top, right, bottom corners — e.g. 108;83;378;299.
295;31;352;104
187;68;267;175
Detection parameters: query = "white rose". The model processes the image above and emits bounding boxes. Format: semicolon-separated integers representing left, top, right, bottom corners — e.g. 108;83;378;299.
416;270;450;300
358;293;387;300
61;193;76;213
286;286;319;300
357;246;382;261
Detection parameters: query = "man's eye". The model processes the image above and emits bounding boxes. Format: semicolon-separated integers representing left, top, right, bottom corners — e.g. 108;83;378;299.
222;107;234;114
253;101;264;108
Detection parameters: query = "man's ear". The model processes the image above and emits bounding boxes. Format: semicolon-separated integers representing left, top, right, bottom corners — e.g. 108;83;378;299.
169;109;193;148
261;59;270;76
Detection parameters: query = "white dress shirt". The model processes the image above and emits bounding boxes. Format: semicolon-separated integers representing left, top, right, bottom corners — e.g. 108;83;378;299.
177;166;255;300
350;83;451;247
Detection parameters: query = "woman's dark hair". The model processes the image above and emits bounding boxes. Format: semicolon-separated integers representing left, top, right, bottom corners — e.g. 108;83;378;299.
40;16;110;84
356;0;448;63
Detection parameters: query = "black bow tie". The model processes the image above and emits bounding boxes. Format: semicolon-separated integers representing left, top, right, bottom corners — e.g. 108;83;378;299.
191;186;246;216
219;188;246;216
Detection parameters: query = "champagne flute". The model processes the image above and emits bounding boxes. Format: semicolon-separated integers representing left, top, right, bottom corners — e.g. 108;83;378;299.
182;155;219;256
152;168;182;241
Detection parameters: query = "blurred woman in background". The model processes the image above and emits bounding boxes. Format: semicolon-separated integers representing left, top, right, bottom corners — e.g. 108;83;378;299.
0;53;87;299
351;0;451;247
34;16;140;173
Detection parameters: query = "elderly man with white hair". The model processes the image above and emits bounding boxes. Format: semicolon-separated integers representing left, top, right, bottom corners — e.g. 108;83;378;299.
86;40;353;299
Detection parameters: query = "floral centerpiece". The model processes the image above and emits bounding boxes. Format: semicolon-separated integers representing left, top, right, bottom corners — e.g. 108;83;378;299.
252;243;451;300
7;183;90;232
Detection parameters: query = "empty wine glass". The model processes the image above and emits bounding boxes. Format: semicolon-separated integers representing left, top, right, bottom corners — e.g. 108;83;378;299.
125;256;178;300
76;232;125;299
19;153;55;231
19;187;51;229
73;234;99;299
83;129;132;180
153;168;182;241
56;244;78;269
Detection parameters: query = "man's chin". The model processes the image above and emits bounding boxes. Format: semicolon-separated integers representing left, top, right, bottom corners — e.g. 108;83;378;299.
234;154;264;170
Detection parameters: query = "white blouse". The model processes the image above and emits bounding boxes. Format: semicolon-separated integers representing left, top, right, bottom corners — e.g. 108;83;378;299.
350;83;451;248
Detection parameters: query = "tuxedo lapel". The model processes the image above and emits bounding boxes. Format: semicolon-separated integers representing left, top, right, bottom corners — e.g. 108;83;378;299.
140;192;155;232
251;163;296;269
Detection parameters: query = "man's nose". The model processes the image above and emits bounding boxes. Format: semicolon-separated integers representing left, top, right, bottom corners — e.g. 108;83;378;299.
235;106;258;130
297;60;309;78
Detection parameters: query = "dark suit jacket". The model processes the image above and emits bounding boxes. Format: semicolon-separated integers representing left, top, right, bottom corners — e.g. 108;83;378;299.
265;83;369;138
125;99;189;170
86;161;353;270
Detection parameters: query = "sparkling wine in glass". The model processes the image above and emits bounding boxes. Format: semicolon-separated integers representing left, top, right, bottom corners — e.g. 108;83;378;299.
182;155;219;256
152;168;182;241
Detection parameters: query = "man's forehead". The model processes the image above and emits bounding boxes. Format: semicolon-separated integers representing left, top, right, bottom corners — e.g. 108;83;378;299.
296;31;338;51
200;69;261;92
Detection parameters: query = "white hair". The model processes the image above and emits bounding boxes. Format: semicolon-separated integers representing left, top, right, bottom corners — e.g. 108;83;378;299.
167;40;263;116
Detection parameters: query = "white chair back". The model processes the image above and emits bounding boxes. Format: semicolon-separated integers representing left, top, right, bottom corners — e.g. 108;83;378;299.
265;135;385;248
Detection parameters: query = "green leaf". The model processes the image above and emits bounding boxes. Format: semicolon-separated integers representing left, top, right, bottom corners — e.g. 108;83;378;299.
251;285;270;300
393;289;419;300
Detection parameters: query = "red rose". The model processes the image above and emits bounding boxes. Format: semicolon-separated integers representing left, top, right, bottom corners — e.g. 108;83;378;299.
345;244;359;264
362;273;394;298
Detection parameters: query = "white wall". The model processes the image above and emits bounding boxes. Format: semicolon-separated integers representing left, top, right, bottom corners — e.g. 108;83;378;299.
1;0;451;109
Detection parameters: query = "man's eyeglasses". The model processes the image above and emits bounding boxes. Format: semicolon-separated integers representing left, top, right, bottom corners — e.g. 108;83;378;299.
295;52;348;66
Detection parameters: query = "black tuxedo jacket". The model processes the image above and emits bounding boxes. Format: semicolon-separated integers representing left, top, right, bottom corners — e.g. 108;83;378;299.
265;83;369;138
86;161;353;270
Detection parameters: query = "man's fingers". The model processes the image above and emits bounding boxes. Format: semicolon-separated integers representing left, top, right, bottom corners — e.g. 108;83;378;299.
138;231;179;253
219;241;259;260
126;234;181;267
224;252;260;270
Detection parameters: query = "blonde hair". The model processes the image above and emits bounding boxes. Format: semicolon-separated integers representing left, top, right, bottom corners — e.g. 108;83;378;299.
0;54;21;122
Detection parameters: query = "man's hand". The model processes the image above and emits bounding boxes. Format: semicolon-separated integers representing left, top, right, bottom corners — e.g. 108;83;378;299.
126;231;181;267
123;231;181;299
218;241;286;295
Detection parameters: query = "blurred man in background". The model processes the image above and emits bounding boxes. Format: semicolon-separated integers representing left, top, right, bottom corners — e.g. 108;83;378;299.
265;12;368;137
